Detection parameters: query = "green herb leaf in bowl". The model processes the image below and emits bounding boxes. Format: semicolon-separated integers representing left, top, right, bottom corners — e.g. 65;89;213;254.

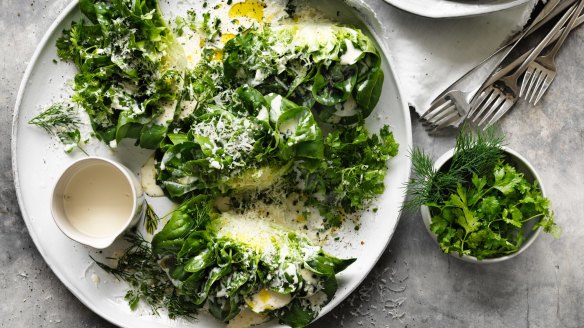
406;128;560;260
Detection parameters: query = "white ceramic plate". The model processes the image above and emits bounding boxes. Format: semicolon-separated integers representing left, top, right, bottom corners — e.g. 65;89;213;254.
11;0;412;327
384;0;532;18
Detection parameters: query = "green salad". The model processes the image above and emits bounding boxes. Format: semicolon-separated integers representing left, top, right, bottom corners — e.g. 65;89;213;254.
31;0;400;326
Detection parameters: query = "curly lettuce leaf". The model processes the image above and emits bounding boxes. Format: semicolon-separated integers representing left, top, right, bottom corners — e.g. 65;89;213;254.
56;0;185;148
294;124;399;226
222;24;384;124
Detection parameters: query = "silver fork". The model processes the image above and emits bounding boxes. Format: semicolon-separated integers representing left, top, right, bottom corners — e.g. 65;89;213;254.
520;0;584;105
421;63;497;133
420;0;567;132
467;4;578;129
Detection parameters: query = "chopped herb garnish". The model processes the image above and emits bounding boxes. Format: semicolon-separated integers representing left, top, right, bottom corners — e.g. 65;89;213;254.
143;202;160;235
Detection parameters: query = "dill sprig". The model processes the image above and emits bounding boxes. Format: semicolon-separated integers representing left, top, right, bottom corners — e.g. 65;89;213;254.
28;103;87;154
403;127;505;211
93;234;198;319
28;103;79;134
144;202;160;235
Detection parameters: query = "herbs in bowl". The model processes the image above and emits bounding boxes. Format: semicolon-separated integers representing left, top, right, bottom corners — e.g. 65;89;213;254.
406;129;560;262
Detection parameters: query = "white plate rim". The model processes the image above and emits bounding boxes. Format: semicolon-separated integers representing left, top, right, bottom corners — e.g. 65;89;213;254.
383;0;532;18
11;0;413;327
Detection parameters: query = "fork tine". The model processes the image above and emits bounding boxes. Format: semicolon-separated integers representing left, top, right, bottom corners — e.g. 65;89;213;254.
483;98;516;128
522;68;540;101
432;110;460;127
425;115;457;133
477;91;506;126
520;66;535;98
528;71;546;104
423;103;456;125
423;113;453;131
533;76;553;105
468;90;491;120
421;98;446;119
422;101;458;126
432;103;457;121
529;71;547;104
429;112;462;132
526;69;544;103
422;103;451;123
467;91;487;118
470;89;497;122
421;98;451;121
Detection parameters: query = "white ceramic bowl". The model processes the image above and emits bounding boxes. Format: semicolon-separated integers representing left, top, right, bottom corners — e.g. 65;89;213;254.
420;147;544;263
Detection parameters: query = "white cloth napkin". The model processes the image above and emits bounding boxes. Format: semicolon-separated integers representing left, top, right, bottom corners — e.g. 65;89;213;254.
363;0;538;116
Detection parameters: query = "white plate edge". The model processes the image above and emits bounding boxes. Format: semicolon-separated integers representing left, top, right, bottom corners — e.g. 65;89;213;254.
11;1;128;327
383;0;532;18
310;0;414;322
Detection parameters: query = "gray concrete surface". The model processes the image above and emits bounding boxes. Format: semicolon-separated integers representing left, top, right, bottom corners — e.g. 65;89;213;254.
1;0;583;327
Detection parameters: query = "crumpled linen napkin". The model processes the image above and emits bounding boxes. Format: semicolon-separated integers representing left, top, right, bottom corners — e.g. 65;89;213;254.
363;0;539;116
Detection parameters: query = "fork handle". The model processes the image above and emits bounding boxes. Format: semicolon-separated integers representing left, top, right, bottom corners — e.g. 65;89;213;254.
471;0;573;73
512;0;577;43
430;0;571;102
512;5;578;77
489;15;584;80
482;5;578;86
544;0;584;58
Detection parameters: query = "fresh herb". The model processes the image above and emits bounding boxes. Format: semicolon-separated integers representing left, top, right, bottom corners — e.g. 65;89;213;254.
28;103;87;154
406;128;560;259
404;127;504;211
143;202;160;235
429;161;560;259
93;234;198;319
